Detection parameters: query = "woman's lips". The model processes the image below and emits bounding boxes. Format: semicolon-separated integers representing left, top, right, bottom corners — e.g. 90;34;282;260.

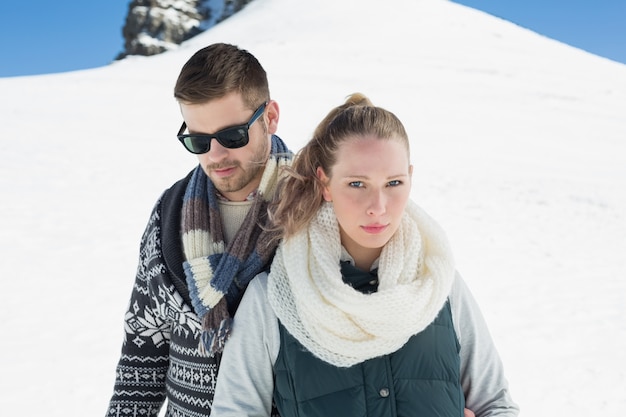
361;224;388;234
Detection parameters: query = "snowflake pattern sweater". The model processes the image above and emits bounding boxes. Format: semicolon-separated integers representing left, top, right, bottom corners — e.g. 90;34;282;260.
106;171;223;417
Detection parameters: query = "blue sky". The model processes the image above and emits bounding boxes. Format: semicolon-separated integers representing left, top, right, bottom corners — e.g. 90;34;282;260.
0;1;129;77
0;0;624;78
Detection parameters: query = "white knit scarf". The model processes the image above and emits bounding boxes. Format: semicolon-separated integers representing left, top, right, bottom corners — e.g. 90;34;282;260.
267;201;455;367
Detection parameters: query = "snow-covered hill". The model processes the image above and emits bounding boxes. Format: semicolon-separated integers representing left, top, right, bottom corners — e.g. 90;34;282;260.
1;0;625;415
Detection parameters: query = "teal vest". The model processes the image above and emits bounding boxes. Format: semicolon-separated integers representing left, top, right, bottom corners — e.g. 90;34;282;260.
273;262;464;417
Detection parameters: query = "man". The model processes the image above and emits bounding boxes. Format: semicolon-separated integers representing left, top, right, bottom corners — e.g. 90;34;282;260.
106;43;291;417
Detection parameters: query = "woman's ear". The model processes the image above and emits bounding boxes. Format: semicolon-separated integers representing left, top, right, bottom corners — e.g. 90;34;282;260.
316;167;332;202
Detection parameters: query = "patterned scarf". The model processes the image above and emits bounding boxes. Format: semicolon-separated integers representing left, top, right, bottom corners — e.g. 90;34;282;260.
268;201;455;367
182;134;291;356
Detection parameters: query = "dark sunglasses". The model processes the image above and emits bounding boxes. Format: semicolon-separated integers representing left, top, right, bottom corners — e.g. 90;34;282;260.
177;102;267;154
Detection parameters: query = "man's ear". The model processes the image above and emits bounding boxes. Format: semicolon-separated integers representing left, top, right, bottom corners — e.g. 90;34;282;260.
264;100;280;134
316;167;332;202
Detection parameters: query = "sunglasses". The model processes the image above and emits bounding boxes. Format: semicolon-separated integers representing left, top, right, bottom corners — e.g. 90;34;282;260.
177;102;267;154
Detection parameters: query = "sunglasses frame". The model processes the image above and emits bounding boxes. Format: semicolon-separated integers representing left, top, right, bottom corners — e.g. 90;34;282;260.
177;102;268;154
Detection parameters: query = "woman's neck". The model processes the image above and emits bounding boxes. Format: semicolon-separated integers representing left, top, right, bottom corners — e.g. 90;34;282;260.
347;246;381;271
339;227;383;271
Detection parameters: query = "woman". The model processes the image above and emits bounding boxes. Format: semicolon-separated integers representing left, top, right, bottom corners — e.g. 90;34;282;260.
211;94;519;417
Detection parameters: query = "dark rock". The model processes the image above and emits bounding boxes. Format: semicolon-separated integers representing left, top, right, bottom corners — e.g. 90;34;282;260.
117;0;255;59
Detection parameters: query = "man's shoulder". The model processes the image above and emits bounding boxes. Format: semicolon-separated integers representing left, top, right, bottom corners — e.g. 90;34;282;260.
158;168;195;216
153;168;196;303
164;169;195;201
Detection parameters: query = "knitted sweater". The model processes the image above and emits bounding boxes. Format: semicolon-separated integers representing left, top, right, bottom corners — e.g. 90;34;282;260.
105;170;276;417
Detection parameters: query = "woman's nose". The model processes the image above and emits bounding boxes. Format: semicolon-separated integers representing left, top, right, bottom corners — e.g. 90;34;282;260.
367;191;386;216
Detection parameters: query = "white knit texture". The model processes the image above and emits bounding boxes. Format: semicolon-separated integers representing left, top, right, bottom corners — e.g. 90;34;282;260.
267;201;455;367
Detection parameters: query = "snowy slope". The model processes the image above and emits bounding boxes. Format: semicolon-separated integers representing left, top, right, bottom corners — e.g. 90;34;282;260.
1;0;625;415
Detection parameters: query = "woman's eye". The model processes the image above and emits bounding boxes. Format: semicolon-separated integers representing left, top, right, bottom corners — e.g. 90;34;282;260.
388;180;402;187
349;181;363;188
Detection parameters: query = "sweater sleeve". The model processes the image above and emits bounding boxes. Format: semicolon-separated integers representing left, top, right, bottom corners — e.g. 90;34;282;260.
449;272;520;417
105;200;171;417
212;273;280;417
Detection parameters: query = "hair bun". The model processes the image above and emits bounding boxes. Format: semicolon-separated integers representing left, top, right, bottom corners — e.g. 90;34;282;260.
344;92;373;107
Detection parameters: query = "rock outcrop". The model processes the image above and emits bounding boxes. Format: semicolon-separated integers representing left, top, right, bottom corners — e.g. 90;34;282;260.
117;0;254;59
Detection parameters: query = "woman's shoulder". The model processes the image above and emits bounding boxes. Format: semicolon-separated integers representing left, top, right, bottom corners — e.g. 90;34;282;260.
249;271;269;292
448;271;476;315
239;272;272;315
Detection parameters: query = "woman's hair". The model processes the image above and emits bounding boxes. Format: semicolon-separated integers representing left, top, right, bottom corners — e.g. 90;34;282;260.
174;43;270;109
270;93;410;239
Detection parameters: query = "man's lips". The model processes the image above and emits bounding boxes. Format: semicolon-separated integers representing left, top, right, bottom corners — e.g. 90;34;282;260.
212;166;236;177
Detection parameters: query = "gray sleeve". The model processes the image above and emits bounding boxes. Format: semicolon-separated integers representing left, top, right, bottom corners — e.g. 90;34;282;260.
211;273;280;417
449;272;520;417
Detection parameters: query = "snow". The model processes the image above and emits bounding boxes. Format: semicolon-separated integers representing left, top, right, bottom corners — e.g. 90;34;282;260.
1;0;625;415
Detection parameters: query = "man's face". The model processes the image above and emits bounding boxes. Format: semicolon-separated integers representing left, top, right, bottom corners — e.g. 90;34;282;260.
180;93;278;201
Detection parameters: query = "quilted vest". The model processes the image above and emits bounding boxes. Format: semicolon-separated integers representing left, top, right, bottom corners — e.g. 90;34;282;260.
273;262;464;417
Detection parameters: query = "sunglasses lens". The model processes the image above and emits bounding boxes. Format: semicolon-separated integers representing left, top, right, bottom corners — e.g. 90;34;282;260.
182;136;211;154
177;103;262;154
217;127;249;149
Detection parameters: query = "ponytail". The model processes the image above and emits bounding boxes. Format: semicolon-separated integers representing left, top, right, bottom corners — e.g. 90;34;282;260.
269;93;408;239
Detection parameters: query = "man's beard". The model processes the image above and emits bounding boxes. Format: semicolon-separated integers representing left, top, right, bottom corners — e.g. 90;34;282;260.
208;136;269;195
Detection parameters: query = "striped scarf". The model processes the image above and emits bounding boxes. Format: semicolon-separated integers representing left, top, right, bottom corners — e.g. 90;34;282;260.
182;134;291;356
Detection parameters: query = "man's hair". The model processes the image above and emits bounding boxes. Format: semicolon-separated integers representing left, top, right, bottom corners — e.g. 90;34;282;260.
174;43;270;109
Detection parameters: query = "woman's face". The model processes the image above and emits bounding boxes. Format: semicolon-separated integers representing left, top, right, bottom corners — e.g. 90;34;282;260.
318;135;412;267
